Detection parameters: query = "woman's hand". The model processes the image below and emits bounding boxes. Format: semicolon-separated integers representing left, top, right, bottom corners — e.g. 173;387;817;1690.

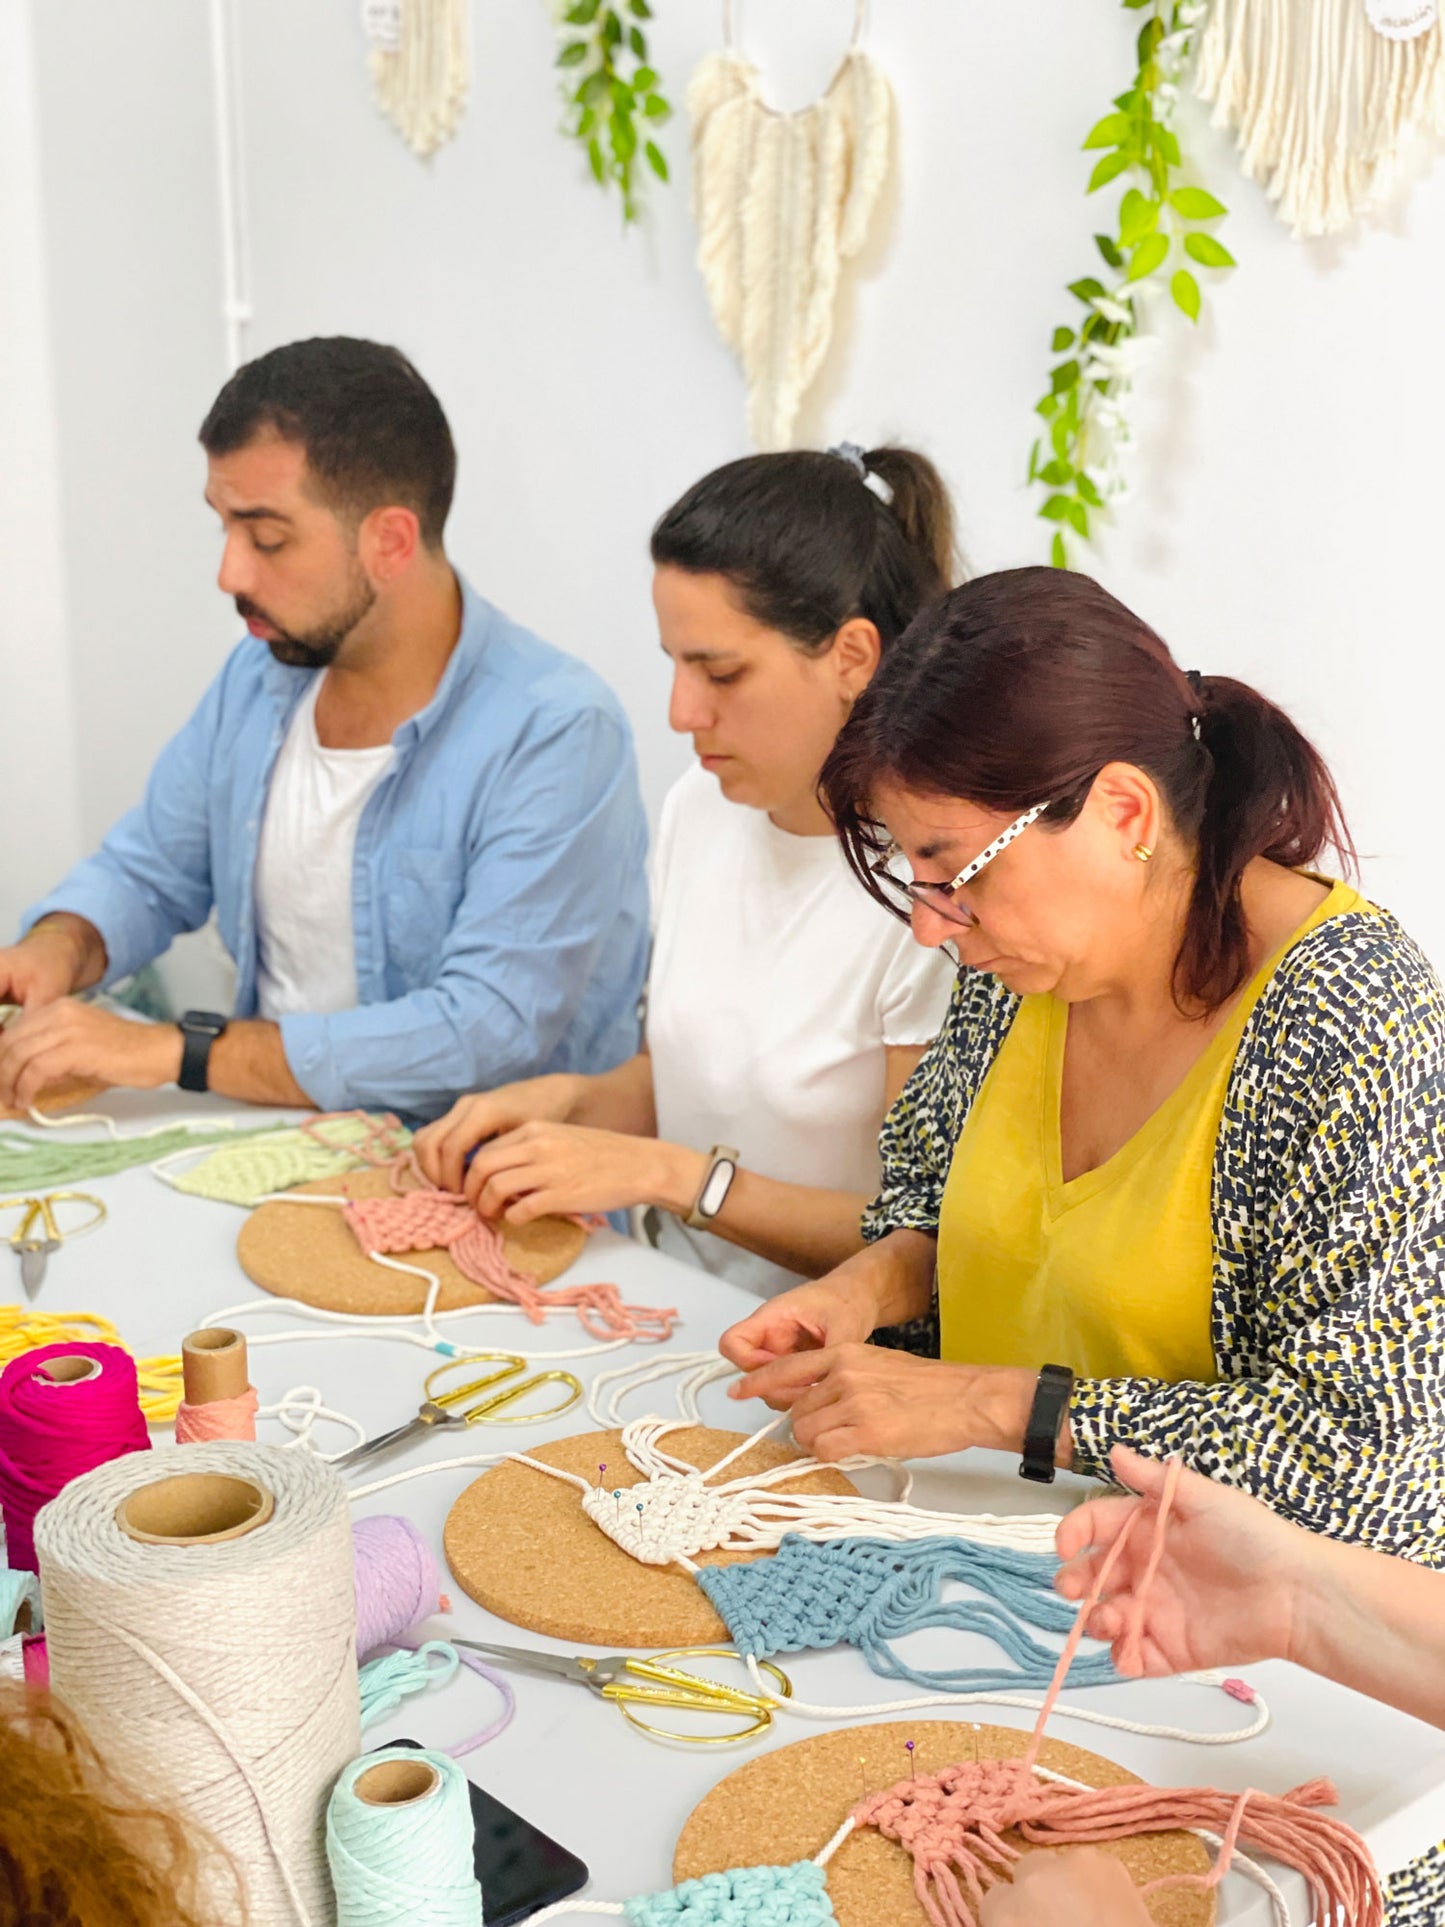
461;1121;704;1225
413;1075;586;1192
1054;1445;1311;1677
719;1276;878;1378
728;1337;1036;1464
979;1849;1152;1926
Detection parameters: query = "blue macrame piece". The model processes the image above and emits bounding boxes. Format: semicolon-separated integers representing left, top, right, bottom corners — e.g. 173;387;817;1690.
697;1533;1118;1694
622;1860;835;1924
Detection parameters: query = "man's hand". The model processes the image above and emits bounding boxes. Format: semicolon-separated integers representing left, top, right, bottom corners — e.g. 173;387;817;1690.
0;1001;181;1111
979;1849;1152;1926
0;915;105;1012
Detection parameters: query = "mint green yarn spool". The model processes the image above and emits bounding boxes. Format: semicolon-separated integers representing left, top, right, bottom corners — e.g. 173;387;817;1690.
0;1566;41;1635
327;1746;483;1926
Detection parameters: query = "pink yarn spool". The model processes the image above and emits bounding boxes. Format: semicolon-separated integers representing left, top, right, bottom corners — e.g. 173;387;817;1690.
353;1515;450;1659
174;1389;260;1443
0;1344;150;1571
23;1634;48;1688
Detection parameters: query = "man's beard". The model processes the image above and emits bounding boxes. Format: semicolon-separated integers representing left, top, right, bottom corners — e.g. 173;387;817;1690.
236;573;377;669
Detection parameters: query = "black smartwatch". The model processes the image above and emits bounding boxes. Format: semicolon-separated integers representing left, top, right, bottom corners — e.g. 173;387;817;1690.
1020;1363;1074;1485
177;1010;229;1093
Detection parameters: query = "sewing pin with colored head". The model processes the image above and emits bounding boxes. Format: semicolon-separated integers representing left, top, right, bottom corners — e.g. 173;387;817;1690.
613;1487;623;1519
906;1739;916;1781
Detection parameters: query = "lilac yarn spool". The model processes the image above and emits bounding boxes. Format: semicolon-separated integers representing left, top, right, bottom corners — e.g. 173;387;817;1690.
353;1515;447;1659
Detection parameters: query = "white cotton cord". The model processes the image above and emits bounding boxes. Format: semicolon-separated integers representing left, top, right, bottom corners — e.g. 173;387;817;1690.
21;1108;279;1142
741;1654;1273;1748
527;1906;625;1922
37;1442;360;1927
569;1416;1060;1570
586;1350;738;1427
346;1451;509;1504
257;1385;368;1458
813;1813;857;1867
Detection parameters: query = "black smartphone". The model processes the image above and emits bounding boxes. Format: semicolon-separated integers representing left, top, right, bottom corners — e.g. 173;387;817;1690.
384;1739;590;1924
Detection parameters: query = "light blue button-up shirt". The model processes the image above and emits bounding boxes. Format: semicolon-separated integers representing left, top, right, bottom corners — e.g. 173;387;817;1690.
23;579;650;1118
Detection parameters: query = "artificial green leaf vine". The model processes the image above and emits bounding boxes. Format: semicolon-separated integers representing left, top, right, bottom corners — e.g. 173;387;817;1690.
554;0;673;223
1030;0;1235;566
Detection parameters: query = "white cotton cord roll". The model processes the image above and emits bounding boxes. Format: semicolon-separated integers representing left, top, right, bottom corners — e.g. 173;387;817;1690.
37;1441;360;1927
327;1747;484;1925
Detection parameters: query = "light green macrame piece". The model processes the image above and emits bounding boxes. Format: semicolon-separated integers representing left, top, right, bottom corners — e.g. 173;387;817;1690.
0;1121;285;1191
164;1115;413;1206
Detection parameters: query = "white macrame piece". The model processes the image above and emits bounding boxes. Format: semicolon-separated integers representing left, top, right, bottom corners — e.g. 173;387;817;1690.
688;46;893;450
521;1414;1063;1573
366;0;470;159
1194;0;1445;234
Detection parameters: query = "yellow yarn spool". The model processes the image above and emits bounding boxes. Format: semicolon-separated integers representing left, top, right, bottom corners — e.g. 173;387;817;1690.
0;1307;182;1422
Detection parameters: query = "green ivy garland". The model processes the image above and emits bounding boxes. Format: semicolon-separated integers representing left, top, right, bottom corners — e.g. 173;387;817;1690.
1030;0;1236;566
555;0;673;223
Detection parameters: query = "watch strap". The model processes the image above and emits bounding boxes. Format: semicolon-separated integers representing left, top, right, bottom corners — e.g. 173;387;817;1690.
684;1145;741;1230
1020;1363;1074;1485
178;1011;228;1094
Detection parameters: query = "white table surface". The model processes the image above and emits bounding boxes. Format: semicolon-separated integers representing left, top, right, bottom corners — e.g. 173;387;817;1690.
5;1091;1443;1922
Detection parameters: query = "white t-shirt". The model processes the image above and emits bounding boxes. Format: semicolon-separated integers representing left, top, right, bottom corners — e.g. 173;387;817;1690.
254;678;396;1020
647;765;954;1298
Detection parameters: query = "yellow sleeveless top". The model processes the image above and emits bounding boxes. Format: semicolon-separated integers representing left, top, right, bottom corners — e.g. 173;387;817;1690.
936;881;1363;1381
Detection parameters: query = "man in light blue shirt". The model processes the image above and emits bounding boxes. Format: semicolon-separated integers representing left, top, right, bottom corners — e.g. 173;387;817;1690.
0;338;648;1119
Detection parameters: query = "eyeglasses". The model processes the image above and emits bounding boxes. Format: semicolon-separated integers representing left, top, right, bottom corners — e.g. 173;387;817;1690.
868;803;1049;930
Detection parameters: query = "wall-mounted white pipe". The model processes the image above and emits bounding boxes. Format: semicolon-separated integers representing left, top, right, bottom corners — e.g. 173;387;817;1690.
207;0;252;373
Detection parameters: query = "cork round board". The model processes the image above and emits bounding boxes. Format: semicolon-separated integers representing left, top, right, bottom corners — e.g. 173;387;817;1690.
444;1425;860;1647
673;1721;1214;1927
235;1167;588;1314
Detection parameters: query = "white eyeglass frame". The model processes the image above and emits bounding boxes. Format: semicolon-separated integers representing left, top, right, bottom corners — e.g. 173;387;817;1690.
871;802;1050;929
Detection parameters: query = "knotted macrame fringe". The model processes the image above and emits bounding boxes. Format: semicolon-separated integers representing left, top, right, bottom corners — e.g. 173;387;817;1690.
1194;0;1445;233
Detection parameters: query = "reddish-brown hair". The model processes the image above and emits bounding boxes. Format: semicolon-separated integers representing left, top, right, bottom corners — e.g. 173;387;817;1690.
820;566;1355;1009
0;1682;239;1927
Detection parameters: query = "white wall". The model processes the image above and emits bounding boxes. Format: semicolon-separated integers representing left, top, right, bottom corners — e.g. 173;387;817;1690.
7;0;1445;961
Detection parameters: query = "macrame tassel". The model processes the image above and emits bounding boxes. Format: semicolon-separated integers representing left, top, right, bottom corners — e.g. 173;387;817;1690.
367;0;470;159
1194;0;1445;234
689;48;893;449
698;1533;1119;1696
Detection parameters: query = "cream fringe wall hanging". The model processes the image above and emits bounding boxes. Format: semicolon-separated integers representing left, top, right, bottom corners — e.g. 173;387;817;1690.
1194;0;1445;235
362;0;470;159
689;0;893;451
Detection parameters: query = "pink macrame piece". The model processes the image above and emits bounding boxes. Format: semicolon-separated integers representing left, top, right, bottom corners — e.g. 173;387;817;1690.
331;1146;677;1343
847;1458;1383;1927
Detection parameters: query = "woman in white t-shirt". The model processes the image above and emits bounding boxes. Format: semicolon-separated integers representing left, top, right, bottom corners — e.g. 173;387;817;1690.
414;445;958;1296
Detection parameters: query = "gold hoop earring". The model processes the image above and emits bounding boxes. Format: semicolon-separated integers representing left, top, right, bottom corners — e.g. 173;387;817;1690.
1132;844;1153;864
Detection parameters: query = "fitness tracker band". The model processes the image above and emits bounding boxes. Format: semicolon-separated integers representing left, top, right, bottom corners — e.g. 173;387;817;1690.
1020;1362;1074;1485
178;1010;229;1093
684;1145;741;1231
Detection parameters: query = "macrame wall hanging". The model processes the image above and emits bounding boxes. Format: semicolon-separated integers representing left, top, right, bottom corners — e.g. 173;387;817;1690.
361;0;471;158
689;0;894;450
1195;0;1445;236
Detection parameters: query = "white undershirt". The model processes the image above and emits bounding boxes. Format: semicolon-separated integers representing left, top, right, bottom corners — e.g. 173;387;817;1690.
254;678;396;1020
647;765;954;1298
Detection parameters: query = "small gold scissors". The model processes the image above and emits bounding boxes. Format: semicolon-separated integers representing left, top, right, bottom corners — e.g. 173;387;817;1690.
331;1352;582;1470
450;1640;793;1744
0;1192;107;1300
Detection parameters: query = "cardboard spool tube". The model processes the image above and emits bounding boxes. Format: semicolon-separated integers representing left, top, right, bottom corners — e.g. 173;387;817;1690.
35;1355;102;1386
115;1472;276;1546
355;1759;442;1808
181;1327;250;1405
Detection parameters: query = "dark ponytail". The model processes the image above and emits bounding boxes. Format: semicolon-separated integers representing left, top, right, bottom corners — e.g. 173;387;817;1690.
649;446;960;653
820;567;1355;1012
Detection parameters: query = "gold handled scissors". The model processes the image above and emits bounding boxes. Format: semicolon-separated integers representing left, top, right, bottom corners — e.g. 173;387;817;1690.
0;1192;107;1301
449;1639;792;1744
331;1352;582;1471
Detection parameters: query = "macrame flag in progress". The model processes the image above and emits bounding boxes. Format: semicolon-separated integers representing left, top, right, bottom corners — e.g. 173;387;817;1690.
688;48;892;450
364;0;470;158
1194;0;1445;234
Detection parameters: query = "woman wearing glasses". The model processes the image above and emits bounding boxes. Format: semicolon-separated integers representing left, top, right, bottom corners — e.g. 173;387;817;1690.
415;447;957;1296
722;566;1445;1571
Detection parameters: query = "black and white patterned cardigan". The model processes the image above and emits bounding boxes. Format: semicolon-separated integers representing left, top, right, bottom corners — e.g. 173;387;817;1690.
863;905;1445;1568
